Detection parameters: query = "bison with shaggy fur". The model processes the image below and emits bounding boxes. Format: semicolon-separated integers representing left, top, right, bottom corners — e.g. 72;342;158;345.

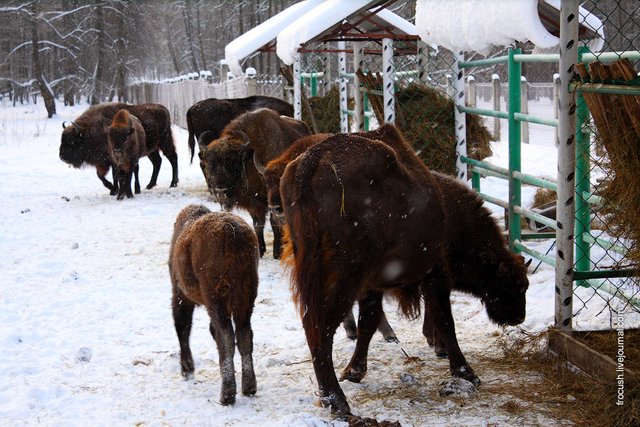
187;95;293;163
281;133;478;415
199;108;310;259
421;172;529;356
107;110;147;200
59;102;178;194
169;204;259;406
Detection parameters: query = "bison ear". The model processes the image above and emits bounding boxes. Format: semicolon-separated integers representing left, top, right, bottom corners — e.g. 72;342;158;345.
497;261;510;278
128;127;135;135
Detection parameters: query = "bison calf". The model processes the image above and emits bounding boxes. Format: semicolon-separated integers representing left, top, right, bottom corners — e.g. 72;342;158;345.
169;205;259;405
107;109;146;200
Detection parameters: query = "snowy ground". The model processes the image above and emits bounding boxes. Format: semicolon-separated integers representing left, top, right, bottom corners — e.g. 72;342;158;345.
0;99;637;426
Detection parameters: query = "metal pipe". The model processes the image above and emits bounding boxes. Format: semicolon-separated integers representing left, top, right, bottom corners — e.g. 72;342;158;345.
554;0;579;331
507;47;522;252
382;38;396;124
454;50;467;182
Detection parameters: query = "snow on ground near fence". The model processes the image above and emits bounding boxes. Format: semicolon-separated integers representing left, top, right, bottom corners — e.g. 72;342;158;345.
0;100;637;426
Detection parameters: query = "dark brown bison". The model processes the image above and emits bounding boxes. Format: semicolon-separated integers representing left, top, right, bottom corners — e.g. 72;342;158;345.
59;102;178;194
187;95;293;163
281;133;477;415
169;204;259;406
419;171;530;356
199;108;310;259
256;132;398;343
106;109;147;200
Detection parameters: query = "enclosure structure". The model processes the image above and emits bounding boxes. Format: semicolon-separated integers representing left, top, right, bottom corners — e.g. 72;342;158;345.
414;0;640;353
130;0;639;344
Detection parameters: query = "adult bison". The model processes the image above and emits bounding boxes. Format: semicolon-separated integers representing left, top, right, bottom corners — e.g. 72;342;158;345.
281;133;473;415
59;102;178;194
187;95;293;163
199;108;310;259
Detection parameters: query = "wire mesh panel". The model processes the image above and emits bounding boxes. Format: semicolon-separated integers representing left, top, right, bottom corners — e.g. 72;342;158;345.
570;0;640;319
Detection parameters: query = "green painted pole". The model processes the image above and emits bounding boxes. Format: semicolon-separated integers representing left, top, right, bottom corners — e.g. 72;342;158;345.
508;47;522;252
575;46;592;287
310;72;318;97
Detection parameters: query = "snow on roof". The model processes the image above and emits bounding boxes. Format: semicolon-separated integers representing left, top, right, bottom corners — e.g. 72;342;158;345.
276;0;418;65
415;0;604;54
224;0;325;76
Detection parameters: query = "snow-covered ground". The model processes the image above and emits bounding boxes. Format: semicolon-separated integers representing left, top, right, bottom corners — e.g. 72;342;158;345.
0;99;636;426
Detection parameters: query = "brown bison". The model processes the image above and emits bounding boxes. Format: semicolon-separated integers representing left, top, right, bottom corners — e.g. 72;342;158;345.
106;109;147;200
187;95;293;163
255;132;399;343
199;108;310;259
281;133;474;415
60;102;178;194
419;171;530;356
169;204;259;406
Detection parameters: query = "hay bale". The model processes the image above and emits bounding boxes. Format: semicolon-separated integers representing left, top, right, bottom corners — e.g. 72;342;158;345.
395;83;494;175
302;83;494;175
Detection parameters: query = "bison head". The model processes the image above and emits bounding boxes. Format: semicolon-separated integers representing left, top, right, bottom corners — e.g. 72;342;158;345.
201;132;251;211
59;122;90;168
482;256;530;326
107;119;135;167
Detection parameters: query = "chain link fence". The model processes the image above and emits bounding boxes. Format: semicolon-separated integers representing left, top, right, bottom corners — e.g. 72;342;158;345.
570;0;640;319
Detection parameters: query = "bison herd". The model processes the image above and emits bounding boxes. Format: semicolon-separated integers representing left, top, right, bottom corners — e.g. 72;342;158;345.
59;95;529;416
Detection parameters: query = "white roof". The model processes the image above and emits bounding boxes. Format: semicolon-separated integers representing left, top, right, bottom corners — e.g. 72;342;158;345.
415;0;604;54
224;0;325;76
276;0;418;65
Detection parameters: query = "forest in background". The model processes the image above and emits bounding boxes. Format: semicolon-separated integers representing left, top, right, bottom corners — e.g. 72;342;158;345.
0;0;636;119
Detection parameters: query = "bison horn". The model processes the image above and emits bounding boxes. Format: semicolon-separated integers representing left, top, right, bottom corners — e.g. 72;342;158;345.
253;152;267;175
62;121;67;129
233;130;252;146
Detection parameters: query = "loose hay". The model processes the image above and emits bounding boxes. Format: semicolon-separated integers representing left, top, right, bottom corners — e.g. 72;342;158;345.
576;59;640;275
479;329;640;426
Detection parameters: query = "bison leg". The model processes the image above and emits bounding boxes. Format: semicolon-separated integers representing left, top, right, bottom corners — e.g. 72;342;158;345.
146;151;162;190
251;216;266;257
422;305;447;358
162;147;179;187
209;304;237;405
377;309;398;343
342;310;358;340
269;214;282;260
422;265;480;385
305;302;353;415
340;293;383;383
234;314;257;396
172;292;196;380
133;163;141;194
96;164;116;195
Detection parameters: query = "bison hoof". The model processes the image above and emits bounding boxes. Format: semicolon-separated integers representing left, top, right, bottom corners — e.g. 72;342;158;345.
339;366;366;383
110;189;118;196
146;184;156;190
453;366;481;386
170;180;178;188
220;393;236;406
385;335;399;343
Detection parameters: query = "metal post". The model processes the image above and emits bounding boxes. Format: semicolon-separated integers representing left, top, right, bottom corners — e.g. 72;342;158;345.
382;38;395;124
338;41;348;133
553;73;560;146
492;73;501;140
310;72;318;97
353;42;365;131
417;40;430;86
575;46;592;287
555;0;580;332
521;76;529;144
293;53;302;120
507;47;522;251
453;51;467;182
467;75;476;108
323;42;332;96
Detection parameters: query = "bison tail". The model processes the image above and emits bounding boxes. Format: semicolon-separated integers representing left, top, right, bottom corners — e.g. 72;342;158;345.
285;153;327;351
388;286;422;320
